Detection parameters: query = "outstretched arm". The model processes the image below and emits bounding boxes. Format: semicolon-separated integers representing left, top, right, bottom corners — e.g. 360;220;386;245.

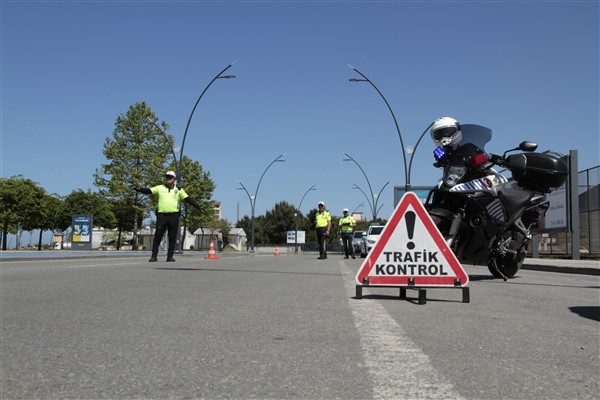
132;187;152;195
184;197;203;211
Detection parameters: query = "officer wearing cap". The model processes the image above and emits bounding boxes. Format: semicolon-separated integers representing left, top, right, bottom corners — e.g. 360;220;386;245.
315;201;331;260
133;171;202;262
339;208;356;259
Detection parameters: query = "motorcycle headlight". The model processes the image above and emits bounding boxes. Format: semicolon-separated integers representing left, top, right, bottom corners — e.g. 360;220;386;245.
444;166;467;186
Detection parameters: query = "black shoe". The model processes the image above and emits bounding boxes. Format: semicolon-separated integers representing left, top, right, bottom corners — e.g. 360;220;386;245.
344;256;349;259
149;256;157;262
166;256;176;262
351;255;356;259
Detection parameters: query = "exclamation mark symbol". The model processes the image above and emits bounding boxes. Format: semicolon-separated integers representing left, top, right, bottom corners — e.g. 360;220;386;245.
405;211;416;250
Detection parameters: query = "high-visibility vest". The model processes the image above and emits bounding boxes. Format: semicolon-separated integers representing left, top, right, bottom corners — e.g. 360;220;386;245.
339;215;355;232
150;185;189;213
315;210;331;228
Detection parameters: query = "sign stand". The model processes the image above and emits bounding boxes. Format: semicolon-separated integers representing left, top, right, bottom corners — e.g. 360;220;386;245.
354;192;470;305
355;278;470;304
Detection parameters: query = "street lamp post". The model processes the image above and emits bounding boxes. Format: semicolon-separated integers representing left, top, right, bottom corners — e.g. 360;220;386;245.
352;202;365;215
147;62;236;253
294;184;316;255
237;154;286;253
348;64;433;193
343;153;389;221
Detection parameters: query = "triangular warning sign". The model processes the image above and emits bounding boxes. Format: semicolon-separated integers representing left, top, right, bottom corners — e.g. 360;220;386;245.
356;192;468;287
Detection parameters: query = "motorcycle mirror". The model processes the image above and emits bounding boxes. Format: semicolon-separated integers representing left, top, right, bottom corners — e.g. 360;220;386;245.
519;141;538;152
503;141;539;158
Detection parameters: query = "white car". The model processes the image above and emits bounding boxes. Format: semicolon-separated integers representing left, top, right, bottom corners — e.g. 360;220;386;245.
359;225;385;258
352;230;366;253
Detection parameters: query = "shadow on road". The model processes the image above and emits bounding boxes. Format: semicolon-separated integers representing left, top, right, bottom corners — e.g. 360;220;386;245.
569;306;600;322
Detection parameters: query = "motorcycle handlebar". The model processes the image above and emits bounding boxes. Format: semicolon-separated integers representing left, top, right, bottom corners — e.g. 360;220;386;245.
488;153;505;166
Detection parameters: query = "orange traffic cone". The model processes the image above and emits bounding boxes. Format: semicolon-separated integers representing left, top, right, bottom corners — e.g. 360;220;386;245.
205;240;220;260
274;246;280;256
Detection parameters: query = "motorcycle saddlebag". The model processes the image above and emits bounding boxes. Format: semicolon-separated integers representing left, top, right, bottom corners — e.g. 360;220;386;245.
506;152;568;191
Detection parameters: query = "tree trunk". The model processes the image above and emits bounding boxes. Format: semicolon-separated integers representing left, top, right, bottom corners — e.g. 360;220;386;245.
38;229;43;251
1;219;7;251
117;227;122;250
132;211;139;250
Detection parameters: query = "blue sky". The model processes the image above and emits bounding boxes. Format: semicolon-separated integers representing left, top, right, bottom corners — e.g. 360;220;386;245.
2;1;599;228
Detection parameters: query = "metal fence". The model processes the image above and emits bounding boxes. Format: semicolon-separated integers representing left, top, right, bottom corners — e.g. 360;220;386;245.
538;165;599;257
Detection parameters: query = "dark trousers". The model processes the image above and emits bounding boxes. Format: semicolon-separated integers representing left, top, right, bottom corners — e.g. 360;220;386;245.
317;227;328;257
342;232;355;256
152;212;180;257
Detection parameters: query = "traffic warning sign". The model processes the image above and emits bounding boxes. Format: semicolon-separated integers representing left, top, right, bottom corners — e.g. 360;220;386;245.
355;192;468;287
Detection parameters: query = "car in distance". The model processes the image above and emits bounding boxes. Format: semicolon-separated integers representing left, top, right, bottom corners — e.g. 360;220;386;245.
352;230;366;253
359;225;385;258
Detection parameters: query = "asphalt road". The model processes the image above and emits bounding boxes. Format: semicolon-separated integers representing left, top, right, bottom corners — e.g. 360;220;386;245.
1;254;598;399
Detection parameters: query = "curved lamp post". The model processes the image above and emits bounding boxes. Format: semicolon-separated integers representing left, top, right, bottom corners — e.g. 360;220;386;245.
348;64;434;193
343;153;389;221
237;153;286;253
147;62;237;252
352;202;365;215
294;184;316;254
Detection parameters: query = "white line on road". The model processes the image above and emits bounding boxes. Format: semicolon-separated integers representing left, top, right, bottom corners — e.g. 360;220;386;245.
68;262;141;268
339;260;464;400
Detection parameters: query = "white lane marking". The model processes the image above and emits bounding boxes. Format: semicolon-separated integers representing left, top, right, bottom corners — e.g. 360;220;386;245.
68;262;140;268
1;258;144;264
339;260;464;400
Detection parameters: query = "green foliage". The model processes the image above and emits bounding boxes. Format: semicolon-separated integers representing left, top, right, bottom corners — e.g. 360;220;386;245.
234;201;346;246
58;190;116;231
261;201;297;244
94;101;172;248
0;175;51;250
177;155;217;233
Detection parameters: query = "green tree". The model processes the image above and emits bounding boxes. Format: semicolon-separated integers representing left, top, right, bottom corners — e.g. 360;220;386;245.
31;193;63;250
175;155;216;248
58;190;116;232
94;101;172;249
261;201;297;244
0;176;46;250
110;198;143;250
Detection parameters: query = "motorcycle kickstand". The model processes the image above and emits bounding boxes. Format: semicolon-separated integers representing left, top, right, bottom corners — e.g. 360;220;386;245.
490;258;508;281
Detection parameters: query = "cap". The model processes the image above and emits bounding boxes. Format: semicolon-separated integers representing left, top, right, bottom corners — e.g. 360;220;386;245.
165;170;177;178
318;201;325;206
343;208;349;212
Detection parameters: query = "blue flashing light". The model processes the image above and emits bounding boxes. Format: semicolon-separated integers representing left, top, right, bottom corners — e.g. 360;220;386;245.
434;147;446;160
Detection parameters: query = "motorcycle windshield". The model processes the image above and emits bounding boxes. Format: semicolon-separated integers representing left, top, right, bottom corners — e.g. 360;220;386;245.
459;124;492;152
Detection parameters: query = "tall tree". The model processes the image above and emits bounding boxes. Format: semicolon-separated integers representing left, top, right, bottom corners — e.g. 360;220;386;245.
94;101;172;249
0;176;46;250
261;201;297;244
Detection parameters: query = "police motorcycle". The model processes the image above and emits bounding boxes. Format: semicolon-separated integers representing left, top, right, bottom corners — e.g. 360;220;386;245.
424;117;568;280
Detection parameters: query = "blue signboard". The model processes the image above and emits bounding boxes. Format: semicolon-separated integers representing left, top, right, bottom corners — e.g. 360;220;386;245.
71;215;93;250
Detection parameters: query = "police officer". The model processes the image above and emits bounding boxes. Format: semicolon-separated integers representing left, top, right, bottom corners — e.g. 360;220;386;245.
315;201;331;260
339;208;356;259
133;171;202;262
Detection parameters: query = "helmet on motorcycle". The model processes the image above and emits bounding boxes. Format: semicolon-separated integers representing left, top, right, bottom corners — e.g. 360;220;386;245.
431;117;463;147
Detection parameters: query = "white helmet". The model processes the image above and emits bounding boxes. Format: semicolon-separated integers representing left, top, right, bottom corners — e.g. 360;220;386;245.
431;117;462;147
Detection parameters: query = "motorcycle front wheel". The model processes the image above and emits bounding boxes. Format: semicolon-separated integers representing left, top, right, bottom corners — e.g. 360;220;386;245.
488;233;527;279
488;256;522;279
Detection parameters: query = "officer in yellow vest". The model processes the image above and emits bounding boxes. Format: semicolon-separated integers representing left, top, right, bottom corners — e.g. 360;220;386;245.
133;170;202;262
315;201;331;260
339;208;356;259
